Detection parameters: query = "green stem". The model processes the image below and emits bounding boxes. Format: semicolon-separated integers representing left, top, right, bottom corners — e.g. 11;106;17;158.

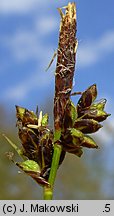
44;143;62;199
43;186;53;200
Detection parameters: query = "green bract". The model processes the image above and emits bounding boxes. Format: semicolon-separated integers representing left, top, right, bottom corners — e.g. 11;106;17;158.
54;130;61;142
81;135;98;148
42;113;49;126
91;98;107;110
17;160;40;172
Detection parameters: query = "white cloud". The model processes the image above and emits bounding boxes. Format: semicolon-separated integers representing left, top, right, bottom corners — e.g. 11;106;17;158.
4;29;56;62
7;28;114;66
3;28;114;73
98;31;114;51
2;12;58;62
7;31;40;61
95;120;114;146
0;0;67;14
0;0;39;13
77;30;114;67
4;69;53;100
36;16;58;35
1;3;114;103
2;29;114;101
1;17;57;101
95;126;113;145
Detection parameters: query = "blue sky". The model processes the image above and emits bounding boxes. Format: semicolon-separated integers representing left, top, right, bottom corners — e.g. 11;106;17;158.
0;0;114;145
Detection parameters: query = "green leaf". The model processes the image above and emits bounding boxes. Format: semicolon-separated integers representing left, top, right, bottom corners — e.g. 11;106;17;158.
54;130;61;142
91;99;107;110
15;106;26;120
42;113;49;126
66;128;84;146
16;160;50;187
16;105;37;123
17;160;40;172
2;134;25;159
69;128;84;138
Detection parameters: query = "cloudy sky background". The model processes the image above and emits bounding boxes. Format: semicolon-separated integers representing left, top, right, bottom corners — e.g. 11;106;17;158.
0;1;114;105
0;1;114;131
0;0;114;197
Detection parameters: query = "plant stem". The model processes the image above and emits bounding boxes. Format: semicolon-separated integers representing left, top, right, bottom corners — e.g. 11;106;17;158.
43;143;62;200
43;2;77;200
48;143;62;187
43;186;53;200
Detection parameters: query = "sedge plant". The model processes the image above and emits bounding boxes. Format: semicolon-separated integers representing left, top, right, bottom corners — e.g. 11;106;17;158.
4;2;110;200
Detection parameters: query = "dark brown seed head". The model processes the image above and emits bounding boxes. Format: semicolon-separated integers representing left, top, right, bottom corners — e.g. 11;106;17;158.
74;118;102;133
77;84;97;117
80;109;110;122
81;135;98;149
16;105;37;126
54;3;77;131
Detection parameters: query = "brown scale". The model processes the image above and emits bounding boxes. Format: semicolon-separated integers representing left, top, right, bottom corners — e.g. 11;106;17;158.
54;3;78;131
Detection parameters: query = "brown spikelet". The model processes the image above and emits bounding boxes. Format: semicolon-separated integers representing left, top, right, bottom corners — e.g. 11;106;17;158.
54;2;78;131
